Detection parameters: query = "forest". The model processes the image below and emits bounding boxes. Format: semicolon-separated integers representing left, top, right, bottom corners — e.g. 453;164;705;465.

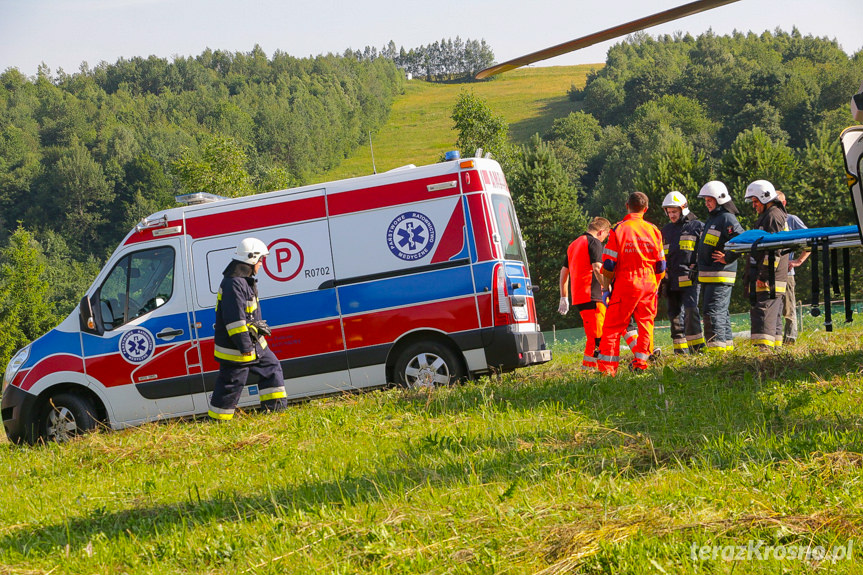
1;28;862;362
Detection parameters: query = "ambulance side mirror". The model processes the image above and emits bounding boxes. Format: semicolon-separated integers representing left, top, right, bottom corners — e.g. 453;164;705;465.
79;296;104;336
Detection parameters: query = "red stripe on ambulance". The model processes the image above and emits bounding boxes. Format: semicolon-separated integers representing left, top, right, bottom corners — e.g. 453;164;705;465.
328;174;461;216
198;318;345;373
342;297;479;350
19;354;84;392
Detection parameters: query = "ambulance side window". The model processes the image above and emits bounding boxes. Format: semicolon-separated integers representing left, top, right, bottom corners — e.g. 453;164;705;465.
97;247;175;330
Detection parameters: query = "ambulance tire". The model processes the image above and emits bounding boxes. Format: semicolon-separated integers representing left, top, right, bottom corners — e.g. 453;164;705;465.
393;341;465;389
40;393;98;443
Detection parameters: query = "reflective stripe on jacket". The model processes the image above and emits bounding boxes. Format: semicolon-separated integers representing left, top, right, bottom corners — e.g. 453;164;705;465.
213;265;267;364
696;206;744;283
661;212;703;290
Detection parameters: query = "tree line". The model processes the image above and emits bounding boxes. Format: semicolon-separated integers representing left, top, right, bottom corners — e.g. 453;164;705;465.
452;29;862;327
350;38;495;81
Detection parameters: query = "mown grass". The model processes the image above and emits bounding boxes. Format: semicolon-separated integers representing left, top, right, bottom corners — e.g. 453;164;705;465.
2;324;863;574
315;65;598;183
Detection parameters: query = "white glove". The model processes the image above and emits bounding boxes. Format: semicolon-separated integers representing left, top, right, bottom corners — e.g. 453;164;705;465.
558;296;569;315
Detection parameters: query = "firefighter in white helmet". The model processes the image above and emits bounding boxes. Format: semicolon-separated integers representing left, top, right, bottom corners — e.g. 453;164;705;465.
660;191;705;354
695;181;744;351
209;237;287;421
744;180;790;351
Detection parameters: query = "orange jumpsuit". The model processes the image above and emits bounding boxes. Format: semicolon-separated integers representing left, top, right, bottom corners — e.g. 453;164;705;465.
598;213;665;375
565;233;605;368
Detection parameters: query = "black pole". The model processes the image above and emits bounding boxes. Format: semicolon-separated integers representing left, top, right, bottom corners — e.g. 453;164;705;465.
822;241;833;332
810;240;820;316
844;248;853;323
832;247;841;296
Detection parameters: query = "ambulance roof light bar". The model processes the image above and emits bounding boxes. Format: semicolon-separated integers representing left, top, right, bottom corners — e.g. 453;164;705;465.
135;214;168;233
174;192;228;206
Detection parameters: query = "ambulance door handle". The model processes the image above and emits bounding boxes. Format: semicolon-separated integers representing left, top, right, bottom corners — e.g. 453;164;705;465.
157;328;184;340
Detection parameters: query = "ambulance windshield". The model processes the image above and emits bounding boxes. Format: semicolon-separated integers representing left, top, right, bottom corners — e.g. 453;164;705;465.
490;194;527;263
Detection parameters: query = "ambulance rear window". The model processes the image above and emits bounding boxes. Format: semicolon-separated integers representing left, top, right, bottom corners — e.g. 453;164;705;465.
490;194;527;263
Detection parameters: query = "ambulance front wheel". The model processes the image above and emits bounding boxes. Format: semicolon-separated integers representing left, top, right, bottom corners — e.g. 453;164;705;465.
40;393;98;443
393;341;465;389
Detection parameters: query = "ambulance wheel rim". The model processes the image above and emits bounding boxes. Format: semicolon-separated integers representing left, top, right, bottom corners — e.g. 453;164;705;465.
46;407;79;442
40;393;99;443
404;352;450;388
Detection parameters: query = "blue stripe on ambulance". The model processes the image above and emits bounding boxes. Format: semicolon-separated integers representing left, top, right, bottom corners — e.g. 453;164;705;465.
80;312;192;356
19;328;84;370
337;264;474;316
462;196;479;264
194;289;340;338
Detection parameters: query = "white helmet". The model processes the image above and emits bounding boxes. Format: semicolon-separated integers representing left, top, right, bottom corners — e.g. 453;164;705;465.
662;191;690;216
744;179;778;204
698;181;731;205
233;237;270;264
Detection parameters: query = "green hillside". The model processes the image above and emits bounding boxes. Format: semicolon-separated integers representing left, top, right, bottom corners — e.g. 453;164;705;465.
1;327;862;573
315;65;599;182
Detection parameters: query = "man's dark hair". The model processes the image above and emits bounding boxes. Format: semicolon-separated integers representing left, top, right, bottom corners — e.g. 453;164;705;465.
627;192;649;212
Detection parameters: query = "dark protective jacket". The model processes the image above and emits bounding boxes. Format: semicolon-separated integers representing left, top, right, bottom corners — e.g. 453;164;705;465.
696;205;745;285
749;201;789;293
213;261;268;364
661;212;704;290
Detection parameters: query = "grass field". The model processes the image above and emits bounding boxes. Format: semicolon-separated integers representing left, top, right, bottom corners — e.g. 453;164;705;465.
314;65;599;183
2;323;862;574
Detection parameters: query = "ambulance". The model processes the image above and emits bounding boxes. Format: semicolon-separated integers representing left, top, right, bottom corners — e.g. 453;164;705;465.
2;154;551;443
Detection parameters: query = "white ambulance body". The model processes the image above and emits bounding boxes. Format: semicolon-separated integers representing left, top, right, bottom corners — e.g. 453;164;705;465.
2;156;551;443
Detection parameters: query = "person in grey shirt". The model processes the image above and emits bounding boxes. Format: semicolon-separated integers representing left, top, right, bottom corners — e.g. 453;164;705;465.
776;191;810;344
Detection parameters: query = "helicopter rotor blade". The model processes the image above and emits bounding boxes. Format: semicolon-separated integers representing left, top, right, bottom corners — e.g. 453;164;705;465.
475;0;742;79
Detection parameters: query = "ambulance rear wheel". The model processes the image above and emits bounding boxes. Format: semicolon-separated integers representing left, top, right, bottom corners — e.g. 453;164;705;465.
394;342;465;389
41;393;98;443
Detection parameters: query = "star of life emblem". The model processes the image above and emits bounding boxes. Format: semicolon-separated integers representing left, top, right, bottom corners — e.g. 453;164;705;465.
119;328;155;364
386;211;436;261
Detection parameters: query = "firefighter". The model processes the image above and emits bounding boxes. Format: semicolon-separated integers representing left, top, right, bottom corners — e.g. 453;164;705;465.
695;181;744;352
744;180;790;351
558;217;612;369
660;191;705;354
209;238;287;421
597;192;665;375
775;191;810;344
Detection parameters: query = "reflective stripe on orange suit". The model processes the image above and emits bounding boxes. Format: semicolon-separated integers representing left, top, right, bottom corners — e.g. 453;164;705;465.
580;302;605;368
598;213;665;375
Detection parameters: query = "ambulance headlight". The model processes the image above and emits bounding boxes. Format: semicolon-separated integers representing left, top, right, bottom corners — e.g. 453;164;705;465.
3;346;30;390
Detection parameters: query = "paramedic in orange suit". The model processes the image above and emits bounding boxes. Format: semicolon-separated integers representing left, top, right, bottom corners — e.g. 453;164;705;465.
558;217;612;369
598;192;666;375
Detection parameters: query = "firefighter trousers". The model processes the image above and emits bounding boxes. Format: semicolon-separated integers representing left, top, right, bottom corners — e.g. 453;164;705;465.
598;271;657;375
209;347;287;420
667;285;704;354
701;283;733;351
779;274;798;343
751;291;783;349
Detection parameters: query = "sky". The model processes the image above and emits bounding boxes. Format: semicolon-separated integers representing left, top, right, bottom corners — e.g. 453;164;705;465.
0;0;860;76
